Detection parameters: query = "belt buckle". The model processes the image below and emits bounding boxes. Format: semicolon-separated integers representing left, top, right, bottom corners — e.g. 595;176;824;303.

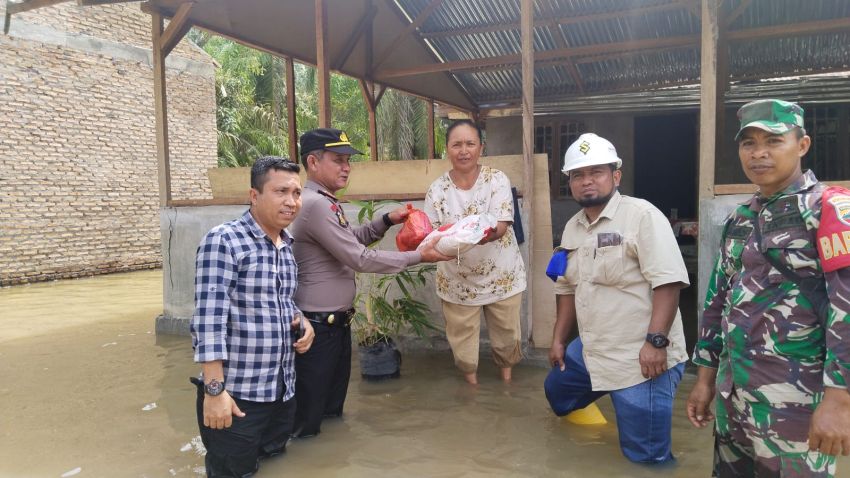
327;313;336;325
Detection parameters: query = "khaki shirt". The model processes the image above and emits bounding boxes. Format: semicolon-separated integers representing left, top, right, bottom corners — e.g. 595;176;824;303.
554;191;689;391
290;180;420;312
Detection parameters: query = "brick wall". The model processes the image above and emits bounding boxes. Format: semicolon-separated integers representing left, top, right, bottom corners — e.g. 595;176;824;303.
0;3;217;286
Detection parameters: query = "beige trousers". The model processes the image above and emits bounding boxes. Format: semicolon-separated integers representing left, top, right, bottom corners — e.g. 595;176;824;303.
441;292;523;373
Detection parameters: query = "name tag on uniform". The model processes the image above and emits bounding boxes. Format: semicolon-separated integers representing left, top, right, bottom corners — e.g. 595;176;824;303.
597;232;622;248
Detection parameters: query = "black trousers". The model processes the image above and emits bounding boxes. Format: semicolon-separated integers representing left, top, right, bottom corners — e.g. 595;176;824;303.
292;322;351;437
193;379;295;478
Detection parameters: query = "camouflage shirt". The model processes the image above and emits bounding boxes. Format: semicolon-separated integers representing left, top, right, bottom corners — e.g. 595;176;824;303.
693;170;850;403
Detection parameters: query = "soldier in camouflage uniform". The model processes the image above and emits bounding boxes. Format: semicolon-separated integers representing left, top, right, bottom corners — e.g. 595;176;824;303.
687;99;850;477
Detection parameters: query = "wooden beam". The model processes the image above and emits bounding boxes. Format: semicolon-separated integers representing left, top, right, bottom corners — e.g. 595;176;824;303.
77;0;138;5
724;0;751;27
151;12;172;207
420;0;697;38
333;3;377;71
6;0;69;15
427;98;435;159
380;16;850;79
359;79;379;161
378;34;700;79
315;0;331;128
159;0;194;57
372;0;443;71
726;16;850;41
698;0;721;200
520;0;535;341
285;56;298;163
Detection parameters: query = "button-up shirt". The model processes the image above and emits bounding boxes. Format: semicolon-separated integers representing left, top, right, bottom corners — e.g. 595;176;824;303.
554;191;690;391
191;210;298;402
290;180;420;312
693;170;850;403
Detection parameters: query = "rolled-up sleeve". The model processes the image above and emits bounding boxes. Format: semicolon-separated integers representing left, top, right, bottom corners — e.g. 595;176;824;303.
824;266;850;390
191;230;237;363
692;255;727;369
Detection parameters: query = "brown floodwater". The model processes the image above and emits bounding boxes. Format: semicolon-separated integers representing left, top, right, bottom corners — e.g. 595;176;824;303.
1;270;847;477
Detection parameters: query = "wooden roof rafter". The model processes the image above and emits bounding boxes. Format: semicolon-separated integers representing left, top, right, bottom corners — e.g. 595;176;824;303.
378;16;850;79
418;0;699;39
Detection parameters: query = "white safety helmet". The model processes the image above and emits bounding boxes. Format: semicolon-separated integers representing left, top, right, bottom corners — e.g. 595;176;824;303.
562;133;622;174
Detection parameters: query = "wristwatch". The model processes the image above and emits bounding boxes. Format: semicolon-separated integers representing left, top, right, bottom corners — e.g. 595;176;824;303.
646;333;670;349
382;212;394;227
204;378;225;396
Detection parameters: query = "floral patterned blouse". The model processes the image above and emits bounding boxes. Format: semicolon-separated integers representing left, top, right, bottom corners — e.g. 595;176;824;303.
424;165;527;306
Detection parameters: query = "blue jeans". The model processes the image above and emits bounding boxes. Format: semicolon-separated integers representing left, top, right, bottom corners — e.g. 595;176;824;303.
544;338;685;464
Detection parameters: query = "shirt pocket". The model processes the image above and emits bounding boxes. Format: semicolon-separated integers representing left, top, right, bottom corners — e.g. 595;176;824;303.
763;228;819;284
590;245;625;285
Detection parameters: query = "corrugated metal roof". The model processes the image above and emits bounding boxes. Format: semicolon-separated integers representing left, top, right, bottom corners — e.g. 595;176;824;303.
396;0;850;108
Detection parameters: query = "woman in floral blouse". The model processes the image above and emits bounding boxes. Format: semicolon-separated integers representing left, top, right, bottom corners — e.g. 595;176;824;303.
424;120;527;385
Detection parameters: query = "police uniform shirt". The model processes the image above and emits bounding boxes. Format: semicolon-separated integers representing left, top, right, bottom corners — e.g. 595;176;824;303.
290;180;421;312
554;191;690;391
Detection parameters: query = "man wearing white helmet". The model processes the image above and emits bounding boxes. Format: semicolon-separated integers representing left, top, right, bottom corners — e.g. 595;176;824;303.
543;133;690;463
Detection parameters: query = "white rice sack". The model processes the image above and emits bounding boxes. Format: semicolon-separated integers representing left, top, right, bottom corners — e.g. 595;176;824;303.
418;214;497;256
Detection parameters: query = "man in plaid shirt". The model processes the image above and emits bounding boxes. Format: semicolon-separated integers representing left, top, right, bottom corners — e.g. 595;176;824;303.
191;156;315;477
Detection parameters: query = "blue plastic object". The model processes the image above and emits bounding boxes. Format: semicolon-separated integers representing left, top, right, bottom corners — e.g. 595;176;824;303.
546;248;568;282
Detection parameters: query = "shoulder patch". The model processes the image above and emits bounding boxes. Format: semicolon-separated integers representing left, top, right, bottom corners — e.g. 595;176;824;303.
827;194;850;227
817;186;850;272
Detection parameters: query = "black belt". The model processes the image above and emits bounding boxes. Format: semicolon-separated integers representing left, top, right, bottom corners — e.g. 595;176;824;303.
302;309;355;328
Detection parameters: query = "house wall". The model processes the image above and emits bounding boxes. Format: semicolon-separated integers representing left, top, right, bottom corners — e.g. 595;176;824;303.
0;2;216;286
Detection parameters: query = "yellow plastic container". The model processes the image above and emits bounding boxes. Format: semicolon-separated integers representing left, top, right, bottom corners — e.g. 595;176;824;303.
564;402;607;425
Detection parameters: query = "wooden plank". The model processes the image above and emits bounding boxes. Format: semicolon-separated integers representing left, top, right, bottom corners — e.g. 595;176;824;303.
285;56;298;163
152;12;172;207
6;0;69;15
372;0;443;71
698;0;720;200
159;0;194;57
333;3;377;70
315;0;331;127
427;98;435;159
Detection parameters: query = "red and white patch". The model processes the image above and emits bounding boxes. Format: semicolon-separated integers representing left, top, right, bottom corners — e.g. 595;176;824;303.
817;187;850;272
827;194;850;227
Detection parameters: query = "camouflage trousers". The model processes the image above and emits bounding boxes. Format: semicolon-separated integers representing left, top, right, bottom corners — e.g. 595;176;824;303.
713;388;836;477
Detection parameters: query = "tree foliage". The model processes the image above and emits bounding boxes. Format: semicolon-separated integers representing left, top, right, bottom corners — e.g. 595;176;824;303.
189;30;446;167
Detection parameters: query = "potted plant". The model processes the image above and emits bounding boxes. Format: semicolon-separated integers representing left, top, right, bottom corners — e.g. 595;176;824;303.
350;200;440;380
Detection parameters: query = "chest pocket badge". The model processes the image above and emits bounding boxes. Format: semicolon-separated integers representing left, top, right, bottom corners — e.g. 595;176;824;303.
331;203;349;228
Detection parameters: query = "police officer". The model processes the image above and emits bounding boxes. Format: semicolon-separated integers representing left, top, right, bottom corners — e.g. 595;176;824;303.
290;128;451;438
687;99;850;476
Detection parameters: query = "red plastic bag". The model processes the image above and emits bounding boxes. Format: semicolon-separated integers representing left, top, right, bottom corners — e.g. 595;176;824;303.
396;204;433;252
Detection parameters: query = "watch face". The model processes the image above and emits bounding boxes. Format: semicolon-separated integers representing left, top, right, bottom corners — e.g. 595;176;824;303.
205;379;224;396
651;335;669;348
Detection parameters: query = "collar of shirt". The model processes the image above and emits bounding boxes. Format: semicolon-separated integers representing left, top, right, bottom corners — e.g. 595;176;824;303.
577;190;622;228
749;169;819;210
241;209;294;246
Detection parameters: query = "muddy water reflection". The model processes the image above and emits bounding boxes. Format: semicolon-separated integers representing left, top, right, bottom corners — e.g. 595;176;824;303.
1;271;847;477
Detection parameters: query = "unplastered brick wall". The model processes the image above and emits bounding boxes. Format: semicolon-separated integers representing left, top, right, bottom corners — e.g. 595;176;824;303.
0;3;217;286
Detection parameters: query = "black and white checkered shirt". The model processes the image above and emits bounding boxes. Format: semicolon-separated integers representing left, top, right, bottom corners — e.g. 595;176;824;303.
191;210;298;402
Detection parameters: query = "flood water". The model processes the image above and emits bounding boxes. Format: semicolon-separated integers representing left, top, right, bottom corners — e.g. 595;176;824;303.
1;270;847;477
